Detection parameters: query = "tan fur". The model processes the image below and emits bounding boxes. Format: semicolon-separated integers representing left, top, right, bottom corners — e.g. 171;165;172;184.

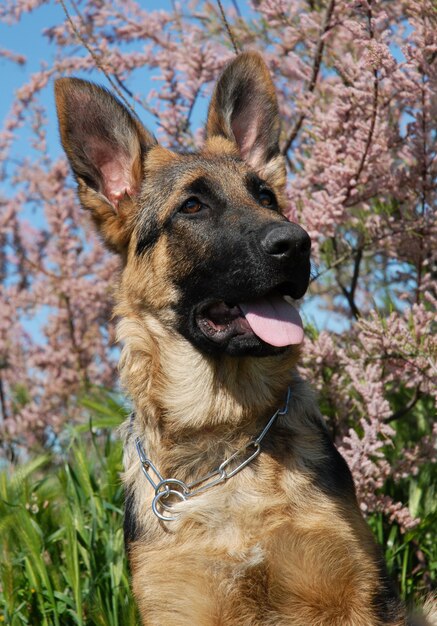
118;315;404;625
54;52;416;625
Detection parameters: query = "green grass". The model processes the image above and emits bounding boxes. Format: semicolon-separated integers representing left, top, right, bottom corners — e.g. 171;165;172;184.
368;468;437;607
372;393;437;607
368;459;437;606
0;394;435;623
0;395;138;626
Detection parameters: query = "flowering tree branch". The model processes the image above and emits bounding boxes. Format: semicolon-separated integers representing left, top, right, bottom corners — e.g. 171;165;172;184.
332;0;379;319
58;0;139;118
281;0;336;167
62;293;90;389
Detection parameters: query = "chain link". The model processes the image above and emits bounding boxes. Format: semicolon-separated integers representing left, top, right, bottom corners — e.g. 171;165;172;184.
134;387;291;522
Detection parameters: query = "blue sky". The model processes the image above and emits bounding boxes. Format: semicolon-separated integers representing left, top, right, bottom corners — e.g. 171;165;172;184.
1;1;346;333
1;4;62;157
1;2;175;168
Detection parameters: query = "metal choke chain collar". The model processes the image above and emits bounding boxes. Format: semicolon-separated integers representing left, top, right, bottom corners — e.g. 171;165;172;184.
134;387;291;522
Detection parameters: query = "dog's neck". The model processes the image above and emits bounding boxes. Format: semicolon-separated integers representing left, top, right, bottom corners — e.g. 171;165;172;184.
117;314;300;440
117;312;319;517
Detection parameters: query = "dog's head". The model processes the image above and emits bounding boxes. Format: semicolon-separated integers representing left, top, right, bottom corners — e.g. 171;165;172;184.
55;52;311;358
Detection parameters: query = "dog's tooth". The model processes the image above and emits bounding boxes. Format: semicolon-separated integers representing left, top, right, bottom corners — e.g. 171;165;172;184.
283;295;298;306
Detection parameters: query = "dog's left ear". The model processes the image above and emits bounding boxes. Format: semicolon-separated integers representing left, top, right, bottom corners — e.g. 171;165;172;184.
55;78;157;254
206;51;285;188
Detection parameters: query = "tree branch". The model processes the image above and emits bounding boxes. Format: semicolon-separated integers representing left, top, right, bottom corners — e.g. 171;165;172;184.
59;0;140;119
311;224;422;284
385;387;422;423
341;244;363;319
0;374;8;422
333;239;362;320
216;0;241;54
61;293;90;388
281;0;336;161
416;66;429;304
342;1;379;205
349;243;363;301
329;2;378;318
184;86;201;132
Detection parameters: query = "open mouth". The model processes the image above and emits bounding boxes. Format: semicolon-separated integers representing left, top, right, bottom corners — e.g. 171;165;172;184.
195;289;304;348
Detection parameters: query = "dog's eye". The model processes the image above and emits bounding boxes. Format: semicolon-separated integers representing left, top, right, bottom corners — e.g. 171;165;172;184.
180;197;203;214
258;190;275;208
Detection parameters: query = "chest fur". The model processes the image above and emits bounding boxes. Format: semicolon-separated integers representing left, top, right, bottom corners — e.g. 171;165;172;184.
124;444;402;626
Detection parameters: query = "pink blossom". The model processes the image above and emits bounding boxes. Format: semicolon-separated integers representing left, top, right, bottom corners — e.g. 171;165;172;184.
0;0;435;544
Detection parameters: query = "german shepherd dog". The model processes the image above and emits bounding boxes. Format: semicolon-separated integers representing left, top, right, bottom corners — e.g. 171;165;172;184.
55;52;420;625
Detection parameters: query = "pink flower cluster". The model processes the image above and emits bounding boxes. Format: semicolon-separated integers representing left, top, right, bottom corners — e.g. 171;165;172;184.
0;0;435;535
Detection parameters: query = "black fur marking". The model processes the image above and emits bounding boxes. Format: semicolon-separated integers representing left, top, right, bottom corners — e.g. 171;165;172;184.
171;195;310;356
135;214;160;255
185;176;221;203
307;423;404;621
124;488;139;548
372;557;404;623
261;422;356;502
245;173;278;210
174;174;231;218
308;424;357;499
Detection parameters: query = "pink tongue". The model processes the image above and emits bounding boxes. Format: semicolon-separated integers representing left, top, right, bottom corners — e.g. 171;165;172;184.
239;294;304;347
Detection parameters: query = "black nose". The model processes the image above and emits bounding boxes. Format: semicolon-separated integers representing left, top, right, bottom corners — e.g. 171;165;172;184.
261;223;311;261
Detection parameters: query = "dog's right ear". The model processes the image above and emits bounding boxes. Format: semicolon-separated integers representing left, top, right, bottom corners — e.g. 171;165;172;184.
55;78;156;253
206;52;285;190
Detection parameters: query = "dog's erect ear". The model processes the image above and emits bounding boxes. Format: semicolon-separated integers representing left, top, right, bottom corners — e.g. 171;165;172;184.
206;51;285;188
55;78;156;253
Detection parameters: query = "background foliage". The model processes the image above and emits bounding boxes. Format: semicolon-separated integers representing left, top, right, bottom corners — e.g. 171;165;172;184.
0;395;138;626
0;0;436;618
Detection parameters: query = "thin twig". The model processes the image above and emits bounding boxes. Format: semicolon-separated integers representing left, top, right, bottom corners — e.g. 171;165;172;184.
332;237;362;319
385;387;422;423
416;66;429;304
0;375;8;422
349;244;363;301
185;86;201;131
282;0;336;163
330;1;379;318
336;279;361;319
311;224;423;283
338;244;363;320
216;0;241;54
342;1;379;206
361;352;434;383
343;70;378;205
58;0;139;119
62;293;90;388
